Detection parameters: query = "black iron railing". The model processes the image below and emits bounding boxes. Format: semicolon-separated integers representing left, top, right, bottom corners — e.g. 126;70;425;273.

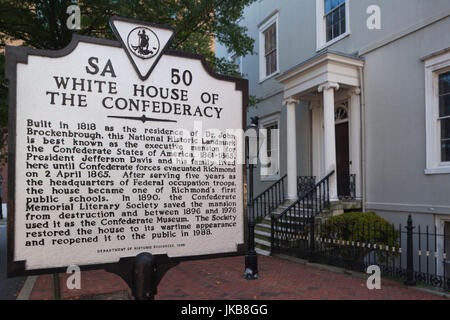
272;212;449;291
297;176;316;198
251;175;287;222
271;171;335;258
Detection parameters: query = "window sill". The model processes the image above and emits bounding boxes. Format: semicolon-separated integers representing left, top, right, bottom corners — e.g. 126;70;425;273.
316;32;350;52
424;166;450;175
259;71;280;84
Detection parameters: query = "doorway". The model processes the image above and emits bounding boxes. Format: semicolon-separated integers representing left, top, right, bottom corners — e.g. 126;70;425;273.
335;121;350;199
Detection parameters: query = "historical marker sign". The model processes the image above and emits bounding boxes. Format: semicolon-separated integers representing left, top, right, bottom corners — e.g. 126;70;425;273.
7;17;247;276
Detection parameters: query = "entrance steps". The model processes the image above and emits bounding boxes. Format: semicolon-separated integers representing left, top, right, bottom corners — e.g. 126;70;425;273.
253;199;362;256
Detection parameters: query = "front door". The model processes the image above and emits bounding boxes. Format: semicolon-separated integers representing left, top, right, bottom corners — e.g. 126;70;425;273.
335;122;350;198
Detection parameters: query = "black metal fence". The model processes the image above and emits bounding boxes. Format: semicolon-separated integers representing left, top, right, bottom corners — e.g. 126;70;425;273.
251;175;286;222
272;214;450;291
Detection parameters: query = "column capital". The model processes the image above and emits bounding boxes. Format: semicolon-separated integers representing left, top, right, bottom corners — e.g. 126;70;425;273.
318;81;339;93
283;97;299;106
348;87;361;97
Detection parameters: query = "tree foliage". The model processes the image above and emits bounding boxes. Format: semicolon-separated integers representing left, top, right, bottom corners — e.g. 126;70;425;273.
0;0;256;164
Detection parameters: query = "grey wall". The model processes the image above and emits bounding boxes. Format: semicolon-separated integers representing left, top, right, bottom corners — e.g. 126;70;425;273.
364;16;450;216
216;0;450;214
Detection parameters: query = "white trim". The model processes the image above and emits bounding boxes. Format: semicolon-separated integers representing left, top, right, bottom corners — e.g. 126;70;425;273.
259;11;280;83
424;51;450;175
315;0;351;52
259;112;281;181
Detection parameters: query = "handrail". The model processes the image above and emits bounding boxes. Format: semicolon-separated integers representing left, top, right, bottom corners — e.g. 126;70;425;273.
250;174;287;221
271;170;335;256
274;170;335;222
253;174;287;201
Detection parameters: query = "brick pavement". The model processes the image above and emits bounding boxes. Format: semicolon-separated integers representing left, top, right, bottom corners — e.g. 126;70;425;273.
28;255;447;300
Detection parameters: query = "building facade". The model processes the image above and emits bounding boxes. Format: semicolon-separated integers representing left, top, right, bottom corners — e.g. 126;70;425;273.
216;0;450;265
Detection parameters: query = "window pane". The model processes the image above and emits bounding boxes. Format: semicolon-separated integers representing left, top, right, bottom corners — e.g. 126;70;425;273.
440;94;450;118
331;0;339;10
442;118;450;139
326;24;333;42
442;118;450;162
264;24;276;54
325;0;332;13
439;72;450;95
263;23;277;76
339;5;346;33
333;23;339;39
333;10;339;25
442;140;450;162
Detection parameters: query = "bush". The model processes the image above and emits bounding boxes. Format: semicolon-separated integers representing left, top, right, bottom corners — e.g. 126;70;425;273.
318;212;400;263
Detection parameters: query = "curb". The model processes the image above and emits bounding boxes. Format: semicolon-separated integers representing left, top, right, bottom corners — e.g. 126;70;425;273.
273;254;449;299
16;276;38;300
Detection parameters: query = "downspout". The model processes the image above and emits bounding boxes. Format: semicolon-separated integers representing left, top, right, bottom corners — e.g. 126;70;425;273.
359;66;367;212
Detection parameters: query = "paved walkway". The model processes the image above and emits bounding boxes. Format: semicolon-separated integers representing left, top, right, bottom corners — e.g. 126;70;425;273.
0;225;26;300
28;255;447;300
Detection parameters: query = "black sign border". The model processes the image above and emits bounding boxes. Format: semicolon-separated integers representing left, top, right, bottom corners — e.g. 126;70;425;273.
6;33;249;278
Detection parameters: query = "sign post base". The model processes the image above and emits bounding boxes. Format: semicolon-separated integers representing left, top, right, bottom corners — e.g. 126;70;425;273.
105;253;179;300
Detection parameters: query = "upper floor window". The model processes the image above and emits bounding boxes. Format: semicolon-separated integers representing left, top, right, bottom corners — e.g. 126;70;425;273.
439;71;450;162
263;24;277;76
424;50;450;174
259;12;279;82
325;0;346;42
316;0;350;51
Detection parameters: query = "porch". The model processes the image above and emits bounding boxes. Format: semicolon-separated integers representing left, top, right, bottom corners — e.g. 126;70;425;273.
276;49;365;204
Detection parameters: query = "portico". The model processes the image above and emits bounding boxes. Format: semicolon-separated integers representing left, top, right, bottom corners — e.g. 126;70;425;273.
277;50;364;202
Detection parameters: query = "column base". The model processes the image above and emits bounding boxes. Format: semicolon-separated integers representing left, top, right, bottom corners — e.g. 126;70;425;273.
286;195;298;201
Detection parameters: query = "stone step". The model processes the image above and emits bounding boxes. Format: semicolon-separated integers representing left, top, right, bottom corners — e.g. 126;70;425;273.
255;247;271;256
255;220;307;232
255;238;271;253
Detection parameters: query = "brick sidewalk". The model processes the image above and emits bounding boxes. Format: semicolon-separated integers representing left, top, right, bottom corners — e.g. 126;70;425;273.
29;255;447;300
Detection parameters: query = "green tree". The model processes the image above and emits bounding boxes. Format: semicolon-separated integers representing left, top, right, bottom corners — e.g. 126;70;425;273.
0;0;256;163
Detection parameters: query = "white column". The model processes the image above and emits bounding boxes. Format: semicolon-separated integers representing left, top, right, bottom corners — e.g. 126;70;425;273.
318;82;339;201
284;97;299;200
349;88;362;199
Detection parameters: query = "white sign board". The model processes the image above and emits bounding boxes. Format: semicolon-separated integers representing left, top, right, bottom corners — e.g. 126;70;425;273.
7;17;247;275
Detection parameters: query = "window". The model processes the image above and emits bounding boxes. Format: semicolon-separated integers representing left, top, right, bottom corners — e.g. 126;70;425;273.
424;50;450;174
335;105;348;123
439;71;450;162
316;0;350;51
259;12;279;81
260;114;280;180
263;24;277;76
325;0;346;42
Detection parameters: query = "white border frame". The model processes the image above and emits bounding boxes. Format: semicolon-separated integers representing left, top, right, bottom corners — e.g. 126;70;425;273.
259;12;280;83
260;112;281;181
316;0;351;52
424;51;450;175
